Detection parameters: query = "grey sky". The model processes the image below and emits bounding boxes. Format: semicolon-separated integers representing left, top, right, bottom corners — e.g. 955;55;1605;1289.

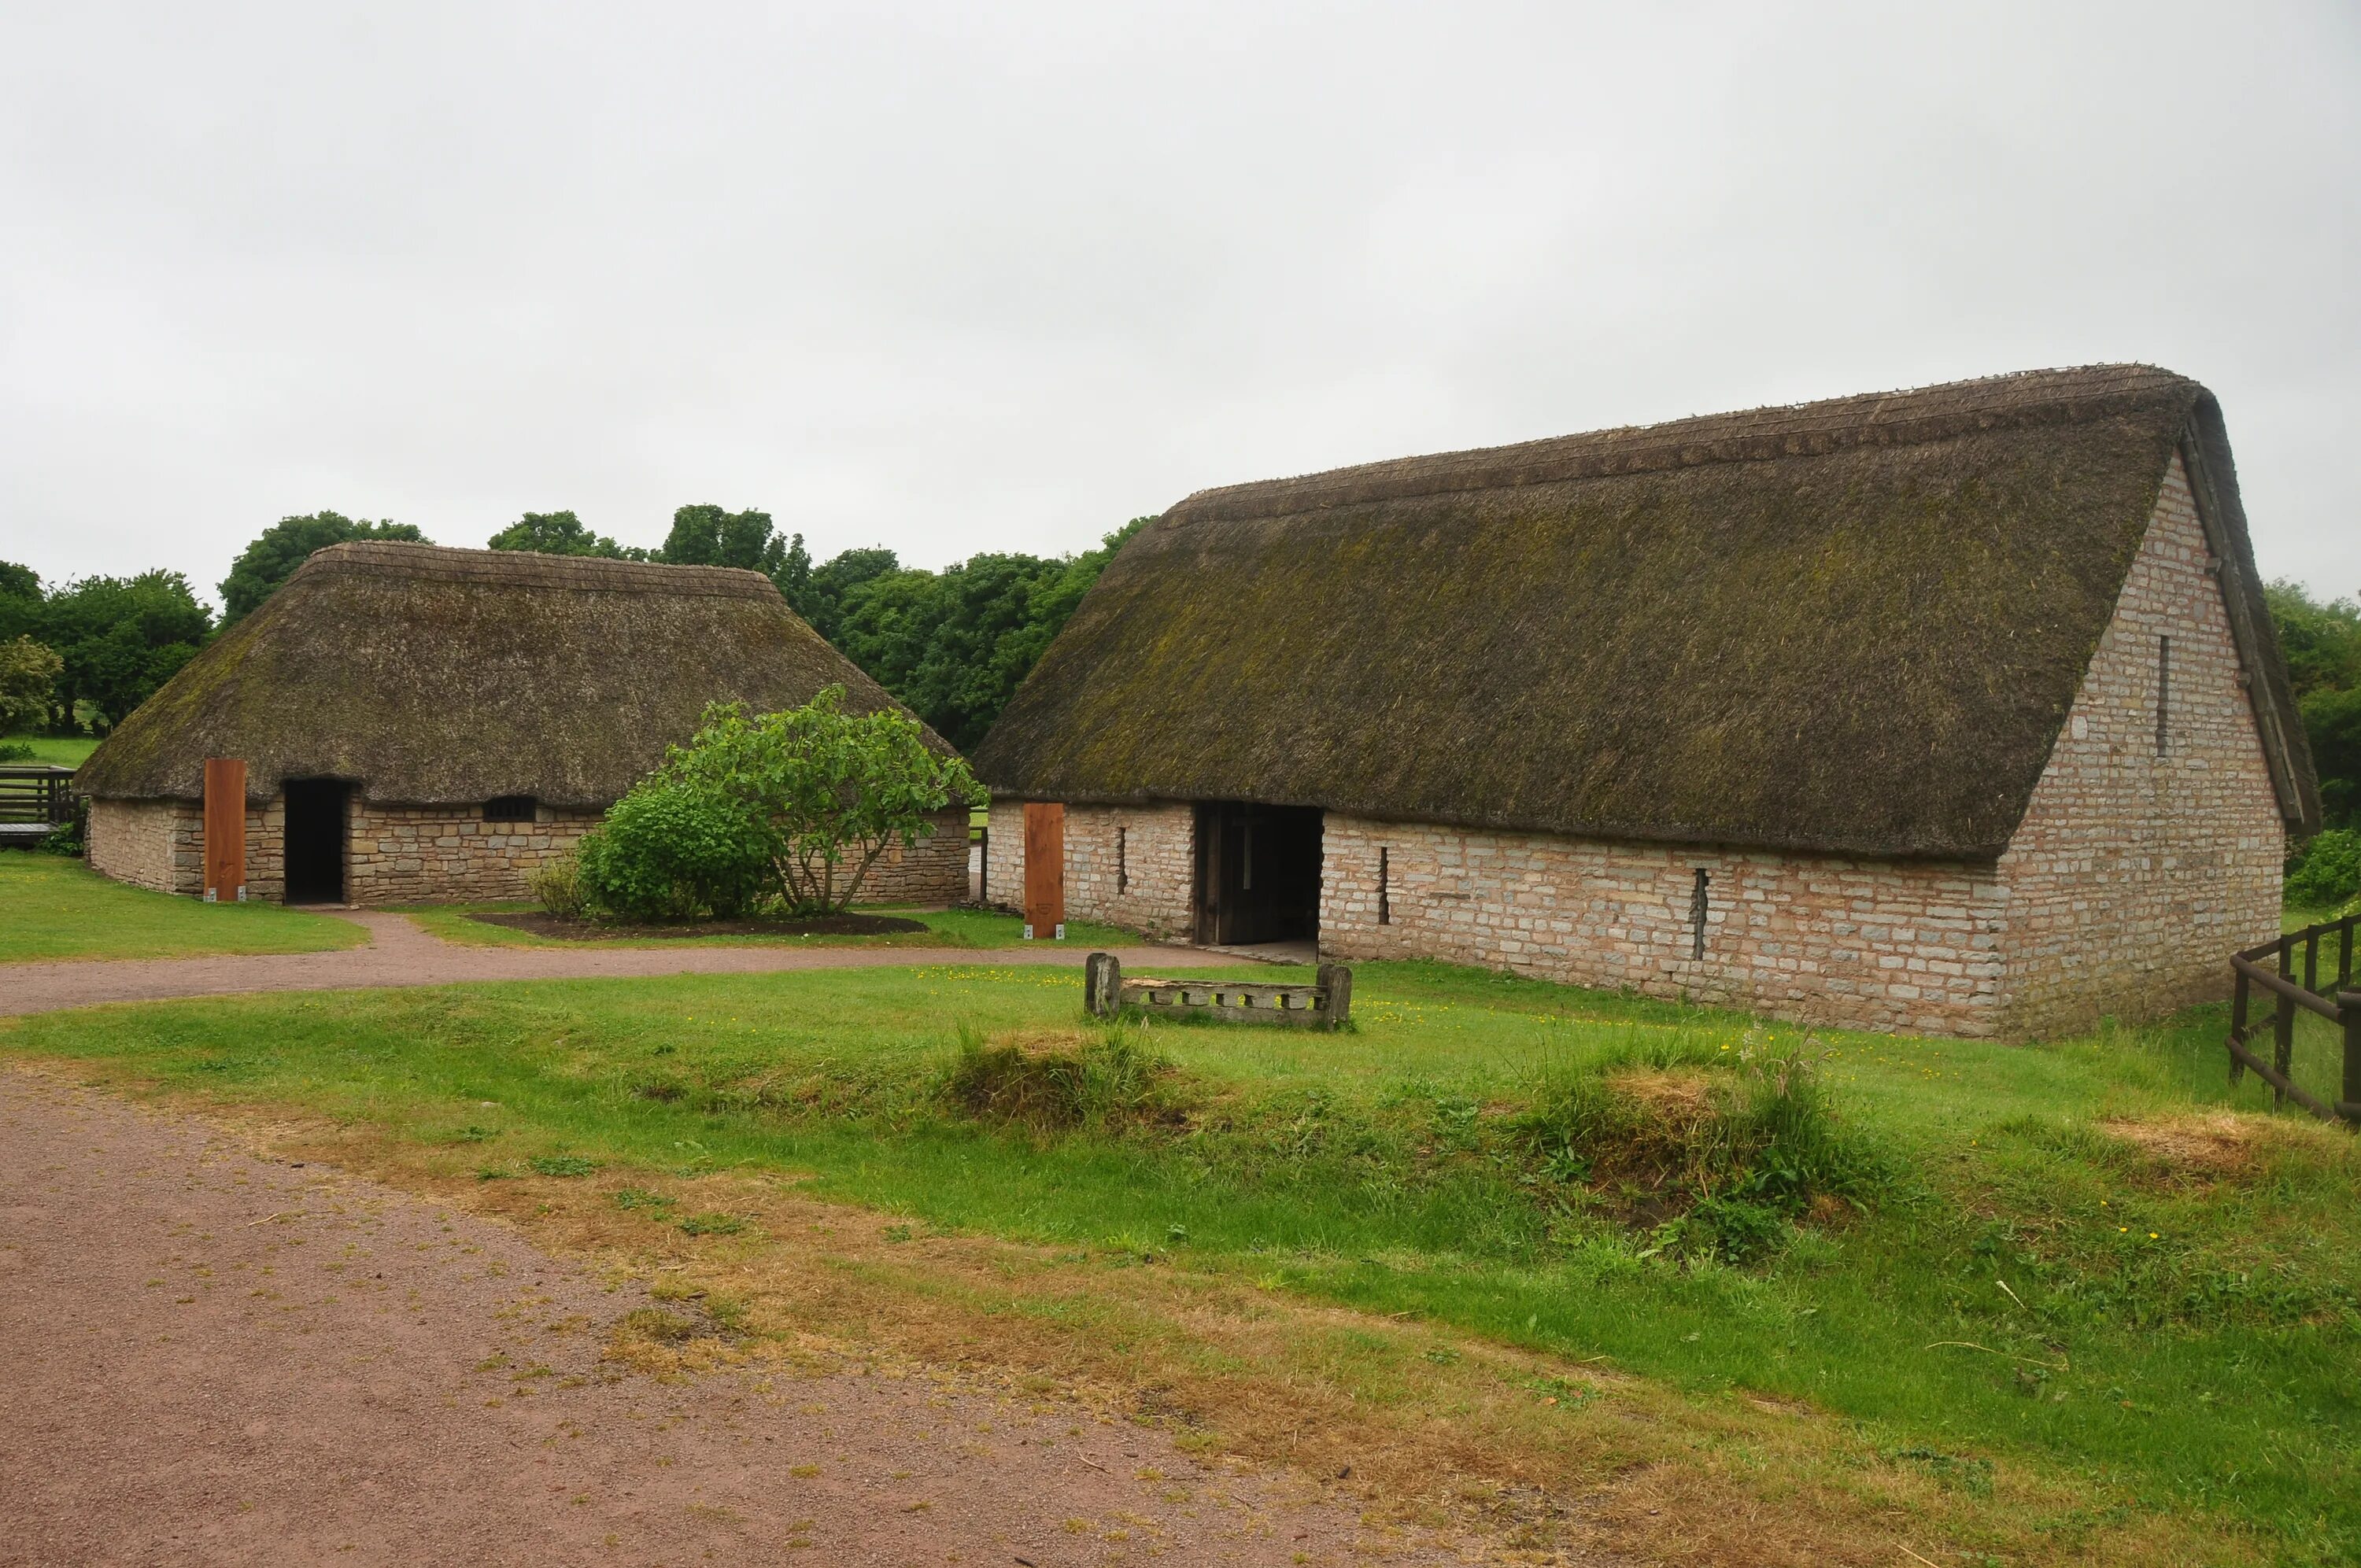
3;2;2355;606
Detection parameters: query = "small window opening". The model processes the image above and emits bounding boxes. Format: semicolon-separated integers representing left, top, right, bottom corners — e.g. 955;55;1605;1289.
2155;635;2171;757
1690;869;1710;961
1116;826;1129;893
1378;847;1391;926
484;795;537;823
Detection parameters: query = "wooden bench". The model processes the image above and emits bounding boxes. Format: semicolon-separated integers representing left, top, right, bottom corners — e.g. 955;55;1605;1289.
1082;952;1350;1031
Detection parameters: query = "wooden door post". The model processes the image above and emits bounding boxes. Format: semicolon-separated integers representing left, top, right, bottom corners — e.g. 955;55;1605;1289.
1022;802;1065;939
202;758;248;903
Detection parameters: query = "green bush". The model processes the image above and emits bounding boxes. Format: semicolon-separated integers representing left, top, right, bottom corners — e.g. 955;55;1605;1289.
575;781;772;921
2286;828;2361;910
528;853;586;920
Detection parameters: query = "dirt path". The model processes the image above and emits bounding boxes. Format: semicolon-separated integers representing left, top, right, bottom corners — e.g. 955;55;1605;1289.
2;911;1236;1018
0;1068;1452;1566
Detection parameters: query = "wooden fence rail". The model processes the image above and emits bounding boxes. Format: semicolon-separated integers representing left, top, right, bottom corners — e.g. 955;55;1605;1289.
0;766;76;825
2226;913;2361;1127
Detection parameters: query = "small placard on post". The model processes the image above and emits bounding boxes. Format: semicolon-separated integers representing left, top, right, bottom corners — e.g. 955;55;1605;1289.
202;758;247;906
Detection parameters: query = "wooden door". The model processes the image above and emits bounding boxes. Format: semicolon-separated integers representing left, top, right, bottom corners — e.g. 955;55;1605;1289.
202;758;247;902
1022;801;1065;939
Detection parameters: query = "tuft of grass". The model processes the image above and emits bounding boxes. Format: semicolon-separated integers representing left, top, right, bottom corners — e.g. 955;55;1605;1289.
941;1021;1189;1131
676;1212;748;1237
528;1154;597;1177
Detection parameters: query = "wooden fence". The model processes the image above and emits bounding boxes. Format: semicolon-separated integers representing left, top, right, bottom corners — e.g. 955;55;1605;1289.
2226;913;2360;1127
0;766;76;829
1084;951;1351;1031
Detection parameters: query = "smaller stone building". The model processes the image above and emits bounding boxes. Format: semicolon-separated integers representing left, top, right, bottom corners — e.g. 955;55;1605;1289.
974;367;2322;1040
77;543;968;906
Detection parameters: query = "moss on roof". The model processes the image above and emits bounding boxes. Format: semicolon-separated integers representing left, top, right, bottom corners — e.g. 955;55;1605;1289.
79;543;950;806
974;366;2318;858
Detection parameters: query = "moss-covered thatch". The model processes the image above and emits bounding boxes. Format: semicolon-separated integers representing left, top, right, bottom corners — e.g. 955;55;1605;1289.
975;366;2318;858
79;543;950;806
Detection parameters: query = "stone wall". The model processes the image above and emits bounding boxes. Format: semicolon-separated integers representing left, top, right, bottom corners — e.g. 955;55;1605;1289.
88;796;971;907
985;798;1196;940
1993;451;2285;1035
344;803;601;905
855;806;974;906
87;799;200;895
1319;815;2008;1035
86;799;285;900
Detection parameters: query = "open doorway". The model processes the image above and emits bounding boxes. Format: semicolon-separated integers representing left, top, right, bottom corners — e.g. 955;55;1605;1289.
1192;802;1321;947
282;780;349;904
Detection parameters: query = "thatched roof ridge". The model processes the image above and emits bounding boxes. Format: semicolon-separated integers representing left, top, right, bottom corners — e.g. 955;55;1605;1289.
79;541;944;807
975;366;2319;859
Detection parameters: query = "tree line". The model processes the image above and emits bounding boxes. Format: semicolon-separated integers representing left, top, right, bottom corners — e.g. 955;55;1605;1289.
1;505;1147;753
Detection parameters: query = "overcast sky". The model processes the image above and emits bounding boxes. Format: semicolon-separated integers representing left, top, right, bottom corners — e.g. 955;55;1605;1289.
2;2;2355;607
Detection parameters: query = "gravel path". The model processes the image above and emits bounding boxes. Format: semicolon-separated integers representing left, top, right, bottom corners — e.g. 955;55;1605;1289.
2;911;1236;1018
0;1068;1447;1566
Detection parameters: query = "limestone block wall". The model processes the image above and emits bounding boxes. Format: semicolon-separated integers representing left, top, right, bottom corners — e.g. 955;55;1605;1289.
853;806;974;906
87;799;200;895
86;799;284;899
985;798;1195;940
344;802;603;905
1320;815;2008;1036
1993;451;2285;1036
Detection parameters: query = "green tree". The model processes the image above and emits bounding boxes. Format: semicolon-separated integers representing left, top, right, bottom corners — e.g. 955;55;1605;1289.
486;511;647;559
220;512;426;626
821;518;1152;747
2266;580;2361;830
659;504;787;576
658;687;983;913
0;636;62;733
0;562;39;643
38;571;213;728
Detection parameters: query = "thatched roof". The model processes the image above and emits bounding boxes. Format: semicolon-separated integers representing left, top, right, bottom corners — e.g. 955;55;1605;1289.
974;366;2319;859
79;542;948;806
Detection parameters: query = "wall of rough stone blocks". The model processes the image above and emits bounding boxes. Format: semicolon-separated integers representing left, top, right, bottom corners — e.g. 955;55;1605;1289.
1993;451;2285;1035
87;799;199;895
1319;815;2008;1036
342;803;602;904
89;796;970;907
985;798;1196;940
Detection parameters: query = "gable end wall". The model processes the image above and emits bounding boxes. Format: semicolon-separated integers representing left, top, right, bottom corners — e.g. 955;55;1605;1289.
1994;450;2285;1035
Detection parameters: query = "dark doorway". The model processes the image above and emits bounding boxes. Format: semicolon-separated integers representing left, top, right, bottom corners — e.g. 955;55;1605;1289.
283;780;349;904
1192;802;1322;946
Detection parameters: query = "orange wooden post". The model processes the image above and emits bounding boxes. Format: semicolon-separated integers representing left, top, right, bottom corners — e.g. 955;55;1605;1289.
1022;801;1065;939
202;758;247;903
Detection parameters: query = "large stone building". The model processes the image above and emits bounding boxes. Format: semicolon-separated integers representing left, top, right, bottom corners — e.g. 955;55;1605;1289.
77;542;968;906
974;367;2320;1039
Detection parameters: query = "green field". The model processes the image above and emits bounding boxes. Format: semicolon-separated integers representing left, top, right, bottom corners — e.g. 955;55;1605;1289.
0;854;368;962
7;959;2353;1563
0;735;100;767
399;899;1140;951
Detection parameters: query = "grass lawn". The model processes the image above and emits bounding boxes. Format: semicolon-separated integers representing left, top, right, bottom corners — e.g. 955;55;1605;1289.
6;961;2355;1564
399;899;1144;952
2;735;101;767
0;854;368;962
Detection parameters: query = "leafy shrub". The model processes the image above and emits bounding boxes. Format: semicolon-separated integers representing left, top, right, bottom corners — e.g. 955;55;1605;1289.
528;853;587;920
575;780;772;921
35;795;87;858
2285;827;2361;910
0;739;32;762
944;1023;1187;1131
659;687;984;913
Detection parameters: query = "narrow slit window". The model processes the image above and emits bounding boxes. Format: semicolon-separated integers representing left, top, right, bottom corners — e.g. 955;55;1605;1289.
2155;635;2171;757
1690;869;1710;961
1117;826;1129;892
484;795;537;823
1378;847;1391;926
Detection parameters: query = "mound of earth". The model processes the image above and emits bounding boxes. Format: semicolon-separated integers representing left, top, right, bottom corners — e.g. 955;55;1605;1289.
471;911;930;941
